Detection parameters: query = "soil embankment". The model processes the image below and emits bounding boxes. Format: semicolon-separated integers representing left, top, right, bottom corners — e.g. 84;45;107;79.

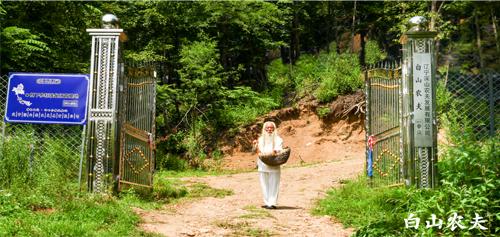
221;90;365;170
138;91;366;236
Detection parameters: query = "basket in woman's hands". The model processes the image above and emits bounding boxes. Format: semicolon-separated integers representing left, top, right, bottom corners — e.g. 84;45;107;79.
258;147;291;166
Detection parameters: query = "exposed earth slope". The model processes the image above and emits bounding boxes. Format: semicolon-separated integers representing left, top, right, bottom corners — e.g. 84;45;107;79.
138;91;366;236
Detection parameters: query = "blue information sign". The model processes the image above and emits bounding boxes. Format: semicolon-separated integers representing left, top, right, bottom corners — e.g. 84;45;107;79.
4;73;89;125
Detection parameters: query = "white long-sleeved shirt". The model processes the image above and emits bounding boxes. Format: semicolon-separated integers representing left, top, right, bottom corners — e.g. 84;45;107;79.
257;136;283;172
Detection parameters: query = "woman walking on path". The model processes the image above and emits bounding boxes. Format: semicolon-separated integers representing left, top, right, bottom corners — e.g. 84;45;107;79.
253;121;283;209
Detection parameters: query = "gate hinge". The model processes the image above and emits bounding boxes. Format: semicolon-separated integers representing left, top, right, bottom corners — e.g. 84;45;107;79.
147;132;155;150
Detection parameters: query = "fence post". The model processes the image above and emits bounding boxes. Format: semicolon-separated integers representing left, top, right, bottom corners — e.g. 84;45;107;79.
401;16;438;188
488;74;495;137
0;122;5;160
85;14;124;193
364;66;371;183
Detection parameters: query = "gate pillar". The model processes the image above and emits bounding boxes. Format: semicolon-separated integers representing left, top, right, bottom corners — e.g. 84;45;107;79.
85;14;125;193
401;16;438;188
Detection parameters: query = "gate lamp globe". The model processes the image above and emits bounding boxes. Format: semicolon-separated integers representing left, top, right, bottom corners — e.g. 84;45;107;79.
408;16;427;32
102;14;120;29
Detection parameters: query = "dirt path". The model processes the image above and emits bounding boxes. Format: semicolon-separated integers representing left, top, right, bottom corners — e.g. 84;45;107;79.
137;155;363;237
138;101;366;236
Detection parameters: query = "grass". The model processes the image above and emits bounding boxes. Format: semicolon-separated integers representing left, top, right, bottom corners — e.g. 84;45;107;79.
0;191;160;237
214;219;275;237
240;227;275;237
239;205;275;219
314;127;499;236
155;168;239;178
313;176;407;229
185;182;233;198
214;219;251;229
0;165;235;236
119;170;234;211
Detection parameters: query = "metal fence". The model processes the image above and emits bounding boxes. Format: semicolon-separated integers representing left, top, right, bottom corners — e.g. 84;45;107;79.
365;63;498;188
0;75;85;189
365;62;404;187
440;72;499;140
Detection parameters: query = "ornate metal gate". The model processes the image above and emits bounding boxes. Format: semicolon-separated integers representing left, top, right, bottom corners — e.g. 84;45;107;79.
117;62;156;190
365;62;404;186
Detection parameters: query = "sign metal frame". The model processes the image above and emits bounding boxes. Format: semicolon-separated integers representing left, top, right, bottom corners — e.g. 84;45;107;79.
4;73;90;125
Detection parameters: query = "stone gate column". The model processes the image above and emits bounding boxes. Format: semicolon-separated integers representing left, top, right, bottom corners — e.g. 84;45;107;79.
85;14;124;193
401;16;438;188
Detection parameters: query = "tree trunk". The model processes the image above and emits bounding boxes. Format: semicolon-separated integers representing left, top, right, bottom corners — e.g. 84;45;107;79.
327;1;331;53
350;0;357;52
333;2;340;54
491;9;499;55
431;1;440;65
474;9;485;69
291;7;300;64
359;30;366;67
430;1;437;31
443;44;453;87
280;46;290;64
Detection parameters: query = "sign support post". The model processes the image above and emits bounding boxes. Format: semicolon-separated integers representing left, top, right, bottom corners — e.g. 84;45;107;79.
402;16;438;188
85;14;124;193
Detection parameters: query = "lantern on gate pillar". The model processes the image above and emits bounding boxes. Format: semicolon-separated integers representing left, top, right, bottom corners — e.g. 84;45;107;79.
401;16;438;188
85;14;125;193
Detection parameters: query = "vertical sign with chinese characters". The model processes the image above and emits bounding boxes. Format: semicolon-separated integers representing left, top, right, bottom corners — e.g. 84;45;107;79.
412;53;433;147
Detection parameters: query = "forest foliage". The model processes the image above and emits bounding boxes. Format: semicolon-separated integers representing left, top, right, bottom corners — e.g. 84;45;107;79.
1;1;499;168
316;107;499;236
0;2;498;235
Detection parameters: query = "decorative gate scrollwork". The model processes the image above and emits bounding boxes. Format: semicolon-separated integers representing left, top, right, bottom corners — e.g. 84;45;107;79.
86;15;157;193
365;62;404;186
118;62;156;190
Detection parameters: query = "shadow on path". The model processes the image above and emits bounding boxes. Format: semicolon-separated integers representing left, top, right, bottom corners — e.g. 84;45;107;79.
275;206;302;210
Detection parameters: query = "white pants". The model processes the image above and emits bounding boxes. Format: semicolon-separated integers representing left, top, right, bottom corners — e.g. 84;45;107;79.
259;171;281;206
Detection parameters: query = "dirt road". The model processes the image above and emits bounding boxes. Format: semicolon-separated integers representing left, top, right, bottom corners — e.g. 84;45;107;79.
137;156;363;237
138;101;366;236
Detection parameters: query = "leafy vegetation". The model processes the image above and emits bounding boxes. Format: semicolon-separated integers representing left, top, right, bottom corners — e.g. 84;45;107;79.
0;1;498;235
0;128;233;235
0;128;152;236
2;1;498;170
267;46;363;103
315;107;499;236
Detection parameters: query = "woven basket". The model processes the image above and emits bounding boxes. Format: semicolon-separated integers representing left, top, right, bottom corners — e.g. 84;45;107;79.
258;147;291;166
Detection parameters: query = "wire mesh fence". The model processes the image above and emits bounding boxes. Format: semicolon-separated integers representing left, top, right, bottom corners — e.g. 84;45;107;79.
365;65;499;187
0;75;85;190
440;72;499;140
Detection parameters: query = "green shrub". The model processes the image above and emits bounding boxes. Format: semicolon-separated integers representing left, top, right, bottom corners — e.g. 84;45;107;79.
266;43;363;103
437;77;494;141
156;151;188;171
317;105;499;236
316;106;331;119
0;192;153;237
0;129;35;188
218;86;278;127
364;40;387;65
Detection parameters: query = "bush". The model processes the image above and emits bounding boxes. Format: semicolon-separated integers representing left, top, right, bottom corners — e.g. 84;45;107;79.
218;86;278;127
317;105;499;236
364;40;387;65
0;129;34;188
266;43;363;103
316;106;331;119
156;150;188;171
0;127;79;192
